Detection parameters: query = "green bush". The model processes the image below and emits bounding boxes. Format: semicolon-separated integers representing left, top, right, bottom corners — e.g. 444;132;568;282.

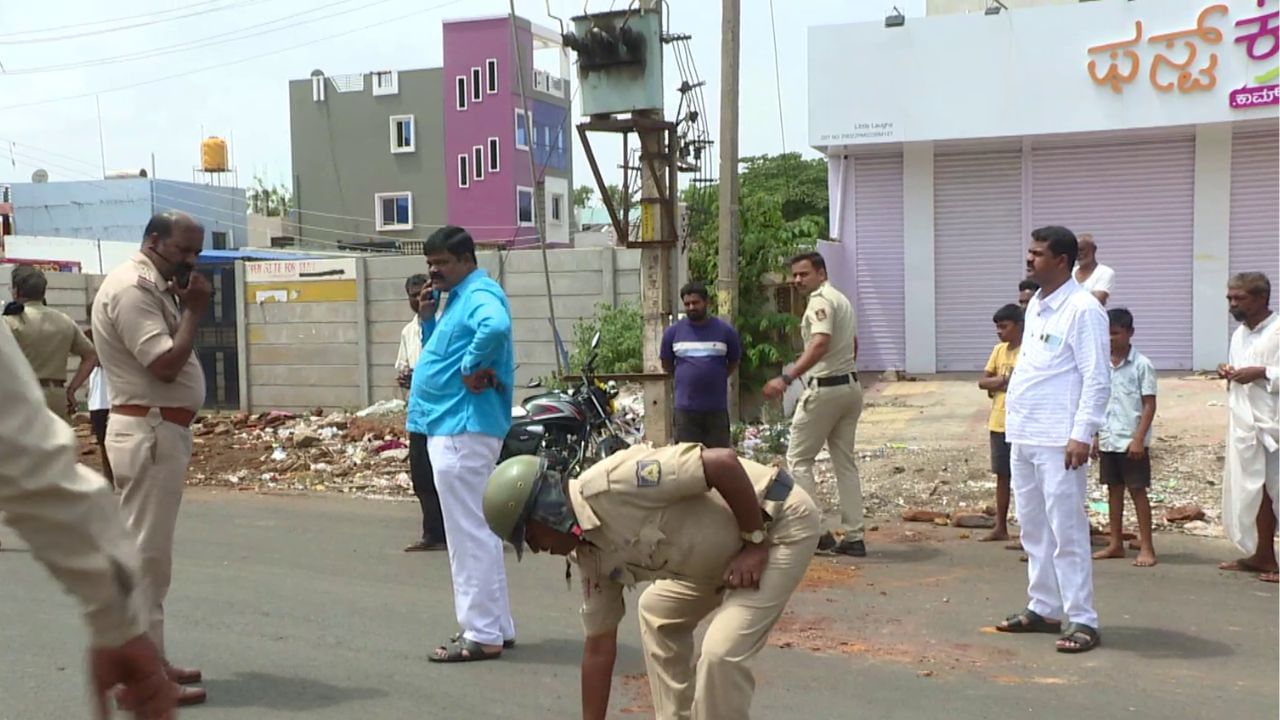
570;302;644;375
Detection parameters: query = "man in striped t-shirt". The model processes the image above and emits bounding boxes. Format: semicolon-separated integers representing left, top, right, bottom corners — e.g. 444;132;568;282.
661;282;742;448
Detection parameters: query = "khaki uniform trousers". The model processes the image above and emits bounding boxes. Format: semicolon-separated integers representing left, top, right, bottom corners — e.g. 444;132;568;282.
105;412;193;657
41;386;70;424
636;486;819;720
786;381;865;540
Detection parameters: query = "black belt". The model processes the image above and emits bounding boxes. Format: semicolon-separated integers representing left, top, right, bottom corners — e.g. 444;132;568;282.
765;470;794;502
812;372;857;387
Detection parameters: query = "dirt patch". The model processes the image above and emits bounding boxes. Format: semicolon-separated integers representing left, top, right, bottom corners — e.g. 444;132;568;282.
798;559;860;591
618;673;653;715
770;613;1021;677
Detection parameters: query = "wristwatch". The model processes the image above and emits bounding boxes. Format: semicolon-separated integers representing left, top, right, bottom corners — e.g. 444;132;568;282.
780;372;795;385
740;529;767;545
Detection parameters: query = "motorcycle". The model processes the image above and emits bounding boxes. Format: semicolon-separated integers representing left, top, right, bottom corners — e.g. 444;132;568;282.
499;331;631;475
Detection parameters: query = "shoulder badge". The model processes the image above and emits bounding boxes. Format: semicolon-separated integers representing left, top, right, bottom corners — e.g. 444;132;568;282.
635;460;662;488
814;308;827;321
134;261;158;290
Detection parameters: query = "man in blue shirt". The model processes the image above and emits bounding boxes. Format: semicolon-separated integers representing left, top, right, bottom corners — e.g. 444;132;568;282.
408;226;516;663
661;281;742;448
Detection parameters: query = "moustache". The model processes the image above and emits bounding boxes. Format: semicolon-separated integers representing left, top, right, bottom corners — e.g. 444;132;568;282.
1230;309;1247;320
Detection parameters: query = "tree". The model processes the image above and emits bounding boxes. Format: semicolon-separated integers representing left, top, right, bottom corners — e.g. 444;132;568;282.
604;183;640;214
248;175;293;217
573;185;595;209
682;153;830;391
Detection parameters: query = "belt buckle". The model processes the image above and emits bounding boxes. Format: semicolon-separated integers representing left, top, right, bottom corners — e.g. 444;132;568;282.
145;407;165;428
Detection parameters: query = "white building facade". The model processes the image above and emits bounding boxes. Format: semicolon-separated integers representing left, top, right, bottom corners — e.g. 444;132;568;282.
810;0;1279;372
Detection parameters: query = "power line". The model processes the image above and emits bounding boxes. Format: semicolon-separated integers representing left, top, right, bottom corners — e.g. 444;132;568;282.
3;146;541;247
0;0;275;45
3;0;229;37
767;0;786;152
4;0;398;76
0;0;470;111
0;135;566;231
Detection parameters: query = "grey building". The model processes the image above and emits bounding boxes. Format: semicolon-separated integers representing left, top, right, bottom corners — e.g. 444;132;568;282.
288;68;446;251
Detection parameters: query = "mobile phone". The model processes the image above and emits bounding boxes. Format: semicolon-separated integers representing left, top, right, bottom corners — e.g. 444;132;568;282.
175;269;192;289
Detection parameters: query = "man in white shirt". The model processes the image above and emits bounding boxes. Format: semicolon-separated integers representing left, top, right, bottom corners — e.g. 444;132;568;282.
395;274;429;391
1073;234;1115;306
1217;272;1279;584
996;225;1110;654
396;273;447;553
85;326;114;485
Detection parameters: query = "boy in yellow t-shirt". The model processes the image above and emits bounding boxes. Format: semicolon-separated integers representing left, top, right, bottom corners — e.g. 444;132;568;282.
977;303;1024;543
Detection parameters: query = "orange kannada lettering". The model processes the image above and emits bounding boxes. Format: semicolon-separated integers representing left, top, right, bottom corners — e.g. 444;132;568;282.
1088;21;1144;94
1148;4;1228;94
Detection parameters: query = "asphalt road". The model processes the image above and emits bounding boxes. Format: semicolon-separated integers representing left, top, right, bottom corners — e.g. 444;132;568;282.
2;490;1275;720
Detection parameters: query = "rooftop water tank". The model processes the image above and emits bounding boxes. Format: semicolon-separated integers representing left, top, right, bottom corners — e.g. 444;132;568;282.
201;136;229;172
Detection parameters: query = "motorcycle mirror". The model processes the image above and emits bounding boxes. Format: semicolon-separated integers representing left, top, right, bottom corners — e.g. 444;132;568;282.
591;331;601;350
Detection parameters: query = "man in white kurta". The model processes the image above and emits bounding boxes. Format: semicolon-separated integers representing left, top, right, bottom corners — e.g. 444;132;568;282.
1218;272;1279;583
997;226;1110;654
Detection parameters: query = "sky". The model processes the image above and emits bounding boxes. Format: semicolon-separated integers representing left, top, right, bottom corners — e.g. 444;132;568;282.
0;0;926;199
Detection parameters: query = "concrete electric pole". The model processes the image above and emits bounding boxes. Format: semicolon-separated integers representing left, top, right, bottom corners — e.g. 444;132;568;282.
717;0;741;421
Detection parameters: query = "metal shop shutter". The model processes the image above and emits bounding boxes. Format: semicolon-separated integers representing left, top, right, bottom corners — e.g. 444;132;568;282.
934;150;1024;371
851;154;906;371
1229;127;1280;317
1029;133;1196;370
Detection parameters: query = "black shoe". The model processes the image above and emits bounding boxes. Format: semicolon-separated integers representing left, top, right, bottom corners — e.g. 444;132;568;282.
816;532;837;552
833;539;866;557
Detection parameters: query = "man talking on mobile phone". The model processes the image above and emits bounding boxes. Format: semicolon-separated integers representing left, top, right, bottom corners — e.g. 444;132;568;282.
91;211;211;706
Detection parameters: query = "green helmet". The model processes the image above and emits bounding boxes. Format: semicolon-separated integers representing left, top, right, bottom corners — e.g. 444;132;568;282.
483;455;546;560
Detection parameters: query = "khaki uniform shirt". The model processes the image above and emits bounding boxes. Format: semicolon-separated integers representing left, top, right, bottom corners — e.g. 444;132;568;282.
0;320;145;648
3;301;93;380
802;281;857;378
91;254;205;411
570;443;784;636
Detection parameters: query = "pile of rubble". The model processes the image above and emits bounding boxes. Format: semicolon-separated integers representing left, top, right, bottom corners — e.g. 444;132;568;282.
749;426;1228;538
185;400;416;498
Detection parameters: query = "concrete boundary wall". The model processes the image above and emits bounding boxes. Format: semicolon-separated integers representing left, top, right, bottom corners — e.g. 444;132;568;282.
3;246;643;414
245;246;640;412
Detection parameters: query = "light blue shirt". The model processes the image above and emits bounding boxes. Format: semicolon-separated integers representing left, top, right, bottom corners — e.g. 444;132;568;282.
1098;347;1157;452
406;268;514;440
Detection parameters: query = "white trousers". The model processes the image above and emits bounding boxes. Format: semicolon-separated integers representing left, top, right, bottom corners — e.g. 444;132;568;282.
428;433;515;647
1011;443;1098;629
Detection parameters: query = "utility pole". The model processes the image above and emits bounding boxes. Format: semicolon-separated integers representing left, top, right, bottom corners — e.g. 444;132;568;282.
718;0;741;420
638;0;673;444
569;2;678;444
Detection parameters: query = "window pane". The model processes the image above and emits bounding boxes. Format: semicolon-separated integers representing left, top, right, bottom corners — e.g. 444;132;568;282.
395;197;410;224
457;77;467;108
488;138;500;171
518;190;533;223
403;120;411;146
487;59;498;93
382;197;396;223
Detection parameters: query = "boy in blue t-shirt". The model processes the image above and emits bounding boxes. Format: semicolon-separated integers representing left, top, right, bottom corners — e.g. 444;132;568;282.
1092;308;1158;568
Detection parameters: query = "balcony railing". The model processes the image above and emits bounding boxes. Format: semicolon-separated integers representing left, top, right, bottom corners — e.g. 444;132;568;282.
532;69;567;98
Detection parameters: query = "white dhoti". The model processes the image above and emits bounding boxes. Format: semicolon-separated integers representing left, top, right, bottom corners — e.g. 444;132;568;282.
1011;443;1098;628
428;433;515;647
1222;390;1280;556
1223;317;1280;556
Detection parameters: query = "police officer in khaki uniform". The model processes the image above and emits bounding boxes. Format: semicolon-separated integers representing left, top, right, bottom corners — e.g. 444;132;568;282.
4;264;98;422
92;211;210;707
0;320;178;718
763;251;866;557
482;444;819;719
